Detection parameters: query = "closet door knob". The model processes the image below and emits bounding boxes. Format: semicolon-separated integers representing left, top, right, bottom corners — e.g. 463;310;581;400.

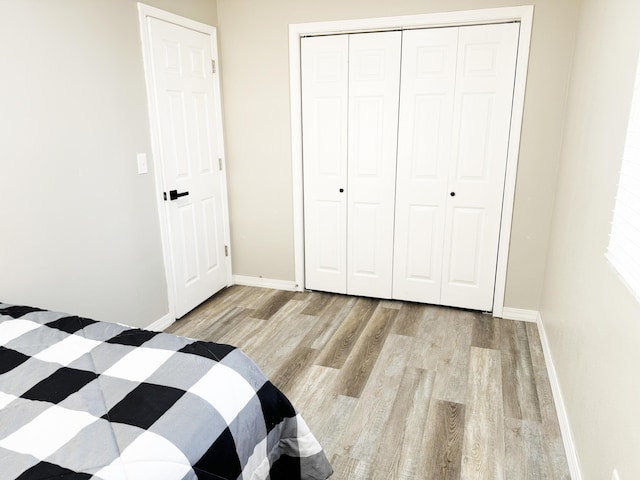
450;192;456;197
339;188;344;193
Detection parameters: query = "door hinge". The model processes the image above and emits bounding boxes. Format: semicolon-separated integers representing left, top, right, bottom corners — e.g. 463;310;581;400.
224;245;229;257
218;158;223;171
211;59;216;74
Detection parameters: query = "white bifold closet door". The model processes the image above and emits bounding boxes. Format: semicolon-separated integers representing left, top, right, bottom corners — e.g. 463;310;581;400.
302;23;519;311
346;32;402;298
393;23;519;311
301;34;349;294
302;32;401;298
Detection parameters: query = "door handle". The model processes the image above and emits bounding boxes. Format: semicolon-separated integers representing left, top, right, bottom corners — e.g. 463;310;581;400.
168;189;189;201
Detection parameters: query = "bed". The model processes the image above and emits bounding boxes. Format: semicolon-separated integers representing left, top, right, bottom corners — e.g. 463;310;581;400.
0;302;333;479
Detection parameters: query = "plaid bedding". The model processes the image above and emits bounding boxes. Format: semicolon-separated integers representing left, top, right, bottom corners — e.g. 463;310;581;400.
0;303;332;479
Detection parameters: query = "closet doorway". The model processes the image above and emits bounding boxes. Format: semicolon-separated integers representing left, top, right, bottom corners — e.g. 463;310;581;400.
290;7;533;316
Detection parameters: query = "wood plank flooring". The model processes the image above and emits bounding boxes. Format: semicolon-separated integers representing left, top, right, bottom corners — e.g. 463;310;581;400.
166;286;570;480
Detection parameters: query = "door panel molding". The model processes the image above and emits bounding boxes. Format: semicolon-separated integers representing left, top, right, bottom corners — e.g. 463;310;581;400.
290;6;534;316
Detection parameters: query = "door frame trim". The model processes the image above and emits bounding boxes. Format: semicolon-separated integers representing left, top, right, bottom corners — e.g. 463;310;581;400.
138;3;232;320
288;6;533;317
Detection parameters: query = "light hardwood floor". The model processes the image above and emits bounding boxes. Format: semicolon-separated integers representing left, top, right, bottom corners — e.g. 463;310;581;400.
166;285;570;480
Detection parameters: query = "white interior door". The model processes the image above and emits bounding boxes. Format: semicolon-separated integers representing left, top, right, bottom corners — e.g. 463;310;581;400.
347;31;402;298
393;27;458;304
147;17;230;318
440;23;519;311
302;35;349;294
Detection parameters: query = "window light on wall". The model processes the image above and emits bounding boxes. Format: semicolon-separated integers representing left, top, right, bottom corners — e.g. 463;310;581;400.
606;58;640;303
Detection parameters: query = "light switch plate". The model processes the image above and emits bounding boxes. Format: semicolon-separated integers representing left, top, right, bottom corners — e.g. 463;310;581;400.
137;153;148;174
612;469;621;480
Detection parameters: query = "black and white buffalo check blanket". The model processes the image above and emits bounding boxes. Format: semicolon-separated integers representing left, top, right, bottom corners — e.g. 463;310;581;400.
0;303;333;479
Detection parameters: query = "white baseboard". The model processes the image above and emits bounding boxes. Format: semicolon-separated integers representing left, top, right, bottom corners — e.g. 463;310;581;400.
146;312;175;332
536;312;582;480
501;307;539;322
233;275;300;291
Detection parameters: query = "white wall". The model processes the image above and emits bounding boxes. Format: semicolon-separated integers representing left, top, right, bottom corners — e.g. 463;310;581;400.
540;0;640;477
0;0;217;327
216;0;580;309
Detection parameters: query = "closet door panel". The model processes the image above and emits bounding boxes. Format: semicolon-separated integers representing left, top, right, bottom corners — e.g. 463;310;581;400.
393;28;458;303
302;35;349;293
347;31;402;298
441;23;520;311
448;207;485;284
